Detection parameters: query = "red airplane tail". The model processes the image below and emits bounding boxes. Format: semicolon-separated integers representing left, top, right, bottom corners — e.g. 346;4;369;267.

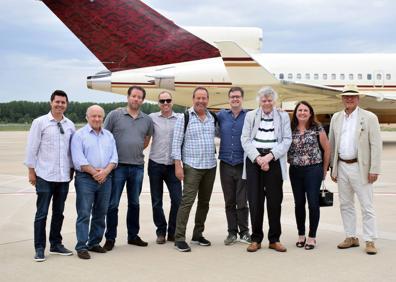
42;0;220;72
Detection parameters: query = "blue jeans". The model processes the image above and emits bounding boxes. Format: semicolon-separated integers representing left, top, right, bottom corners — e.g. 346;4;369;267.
75;172;111;251
34;177;69;250
105;164;144;241
289;164;323;238
148;160;182;236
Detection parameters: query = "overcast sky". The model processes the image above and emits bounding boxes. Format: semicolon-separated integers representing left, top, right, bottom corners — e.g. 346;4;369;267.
1;0;395;102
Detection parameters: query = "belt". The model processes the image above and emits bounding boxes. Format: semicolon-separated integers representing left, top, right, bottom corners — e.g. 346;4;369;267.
339;157;358;164
257;148;271;156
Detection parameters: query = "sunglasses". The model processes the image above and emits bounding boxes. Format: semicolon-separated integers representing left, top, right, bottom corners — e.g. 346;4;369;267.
57;122;65;134
159;99;172;104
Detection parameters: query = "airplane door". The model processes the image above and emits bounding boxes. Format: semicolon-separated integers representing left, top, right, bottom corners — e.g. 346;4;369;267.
373;71;384;88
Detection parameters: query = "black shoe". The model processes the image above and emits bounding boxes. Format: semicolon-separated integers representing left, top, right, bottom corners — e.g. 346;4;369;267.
88;245;107;253
191;236;211;246
34;249;46;262
296;237;306;248
103;240;115;251
128;235;148;247
174;241;191;252
167;234;175;242
49;244;73;256
77;250;91;260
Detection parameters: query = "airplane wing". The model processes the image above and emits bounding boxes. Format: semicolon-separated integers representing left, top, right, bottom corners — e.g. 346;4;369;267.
215;41;396;114
42;0;220;72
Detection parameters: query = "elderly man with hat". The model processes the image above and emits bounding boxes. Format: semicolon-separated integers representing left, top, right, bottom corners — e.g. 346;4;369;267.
328;84;382;255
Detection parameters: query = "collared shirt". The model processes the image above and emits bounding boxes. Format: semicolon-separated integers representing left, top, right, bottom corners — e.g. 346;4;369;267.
172;107;217;169
217;109;247;166
71;124;118;171
252;110;276;149
149;111;180;165
339;107;359;159
104;107;153;165
24;112;75;182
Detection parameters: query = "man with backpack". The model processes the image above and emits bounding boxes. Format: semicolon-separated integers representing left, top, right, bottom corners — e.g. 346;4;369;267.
171;87;217;252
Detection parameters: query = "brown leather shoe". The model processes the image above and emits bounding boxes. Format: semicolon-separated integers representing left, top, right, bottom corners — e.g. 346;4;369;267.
365;241;377;255
247;242;261;252
269;242;287;252
156;235;166;244
337;237;360;249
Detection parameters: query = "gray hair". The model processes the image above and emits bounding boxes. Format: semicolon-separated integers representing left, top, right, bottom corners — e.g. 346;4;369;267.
256;86;278;103
158;90;173;99
86;105;105;118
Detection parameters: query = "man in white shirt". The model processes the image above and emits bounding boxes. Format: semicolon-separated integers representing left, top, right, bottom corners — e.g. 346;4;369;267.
25;90;75;262
329;84;382;255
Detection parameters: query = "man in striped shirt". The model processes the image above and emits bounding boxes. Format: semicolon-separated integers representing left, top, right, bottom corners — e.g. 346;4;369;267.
171;87;217;252
25;90;75;262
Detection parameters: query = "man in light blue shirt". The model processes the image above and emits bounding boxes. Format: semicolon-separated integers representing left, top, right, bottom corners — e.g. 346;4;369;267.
71;105;118;260
25;90;75;262
171;87;217;252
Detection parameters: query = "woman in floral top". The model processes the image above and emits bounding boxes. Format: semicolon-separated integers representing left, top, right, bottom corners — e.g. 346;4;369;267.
288;101;330;250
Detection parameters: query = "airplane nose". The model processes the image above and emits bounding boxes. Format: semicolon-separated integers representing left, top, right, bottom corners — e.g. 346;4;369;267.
87;71;111;92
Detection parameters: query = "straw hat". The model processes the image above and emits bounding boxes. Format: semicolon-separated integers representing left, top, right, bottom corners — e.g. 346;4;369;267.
340;84;365;96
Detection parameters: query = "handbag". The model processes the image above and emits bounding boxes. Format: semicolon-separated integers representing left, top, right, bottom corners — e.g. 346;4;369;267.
319;181;333;207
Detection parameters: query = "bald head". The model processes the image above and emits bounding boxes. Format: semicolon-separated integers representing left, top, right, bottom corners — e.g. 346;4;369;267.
86;105;105;132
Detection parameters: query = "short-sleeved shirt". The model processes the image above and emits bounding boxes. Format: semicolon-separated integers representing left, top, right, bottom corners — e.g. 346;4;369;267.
288;125;324;166
104;107;153;165
171;107;217;169
149;111;180;165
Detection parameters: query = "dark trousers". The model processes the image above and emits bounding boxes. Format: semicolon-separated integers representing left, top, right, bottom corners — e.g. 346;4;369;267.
148;159;182;237
105;164;144;241
246;158;283;244
34;177;69;250
75;172;111;251
219;161;249;236
289;164;323;238
175;165;216;241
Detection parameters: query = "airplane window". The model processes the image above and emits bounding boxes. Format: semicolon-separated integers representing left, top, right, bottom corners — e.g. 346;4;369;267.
340;74;345;80
377;73;382;80
322;74;328;80
358;74;363;80
288;73;293;79
314;73;319;80
305;73;310;80
331;73;336;80
367;74;372;80
349;74;354;80
279;73;284;79
386;74;391;80
297;73;302;79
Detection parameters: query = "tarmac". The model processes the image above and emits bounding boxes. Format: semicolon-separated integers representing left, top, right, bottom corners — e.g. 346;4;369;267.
0;131;396;282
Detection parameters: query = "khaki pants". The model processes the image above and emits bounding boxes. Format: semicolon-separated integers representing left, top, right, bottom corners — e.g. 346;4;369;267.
174;164;216;241
337;162;377;241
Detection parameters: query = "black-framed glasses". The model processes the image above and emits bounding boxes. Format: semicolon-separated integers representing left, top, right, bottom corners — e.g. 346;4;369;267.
57;122;65;134
159;99;172;104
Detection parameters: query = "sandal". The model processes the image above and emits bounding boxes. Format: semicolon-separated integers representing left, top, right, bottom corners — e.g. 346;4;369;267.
305;238;316;250
296;237;306;248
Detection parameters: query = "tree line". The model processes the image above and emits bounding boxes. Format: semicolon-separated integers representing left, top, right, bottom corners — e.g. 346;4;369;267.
0;101;186;123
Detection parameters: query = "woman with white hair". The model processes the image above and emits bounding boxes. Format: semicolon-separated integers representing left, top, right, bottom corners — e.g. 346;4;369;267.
241;87;292;253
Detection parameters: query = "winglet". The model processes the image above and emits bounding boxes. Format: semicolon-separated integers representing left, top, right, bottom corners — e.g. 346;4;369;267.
215;41;278;85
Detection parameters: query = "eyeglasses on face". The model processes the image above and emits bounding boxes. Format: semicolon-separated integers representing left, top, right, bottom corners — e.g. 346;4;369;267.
57;122;65;134
229;95;242;99
159;99;172;104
